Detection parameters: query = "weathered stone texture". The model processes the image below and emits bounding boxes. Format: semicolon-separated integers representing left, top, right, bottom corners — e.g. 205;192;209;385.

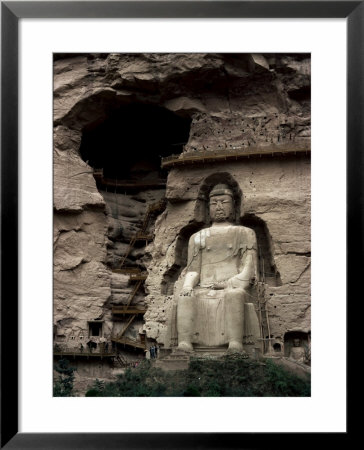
144;157;310;346
54;126;105;211
53;53;310;358
54;53;310;149
53;210;111;337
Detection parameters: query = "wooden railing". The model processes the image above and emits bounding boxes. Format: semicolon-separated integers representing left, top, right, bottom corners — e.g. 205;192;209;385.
110;336;146;350
129;272;148;281
112;306;147;315
161;144;310;168
112;267;142;275
53;346;115;358
93;169;166;189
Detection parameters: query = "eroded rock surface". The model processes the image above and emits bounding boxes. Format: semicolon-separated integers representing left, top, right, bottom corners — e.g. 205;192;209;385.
53;53;310;363
144;158;311;349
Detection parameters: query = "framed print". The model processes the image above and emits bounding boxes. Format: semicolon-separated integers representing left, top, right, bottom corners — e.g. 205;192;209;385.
1;1;359;448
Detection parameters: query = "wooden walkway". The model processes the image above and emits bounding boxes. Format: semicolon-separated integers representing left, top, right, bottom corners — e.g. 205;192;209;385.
112;306;147;315
109;201;166;351
111;336;146;350
161;145;310;169
53;348;116;359
112;268;147;279
93;169;166;189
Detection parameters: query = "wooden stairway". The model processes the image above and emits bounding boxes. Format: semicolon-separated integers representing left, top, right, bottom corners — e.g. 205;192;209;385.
110;199;166;351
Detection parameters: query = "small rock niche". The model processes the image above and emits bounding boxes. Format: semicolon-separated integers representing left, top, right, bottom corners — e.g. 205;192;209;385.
273;342;282;353
284;330;310;357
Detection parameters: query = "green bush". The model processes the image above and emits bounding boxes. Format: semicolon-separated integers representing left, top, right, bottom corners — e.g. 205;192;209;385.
183;384;201;397
53;358;76;397
264;359;311;397
85;388;100;397
84;355;310;397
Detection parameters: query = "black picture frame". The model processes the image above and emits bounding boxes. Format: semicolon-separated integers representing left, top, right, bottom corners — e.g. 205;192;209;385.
1;1;358;448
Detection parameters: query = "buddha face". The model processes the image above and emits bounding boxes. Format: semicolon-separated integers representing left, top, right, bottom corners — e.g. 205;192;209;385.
209;194;234;223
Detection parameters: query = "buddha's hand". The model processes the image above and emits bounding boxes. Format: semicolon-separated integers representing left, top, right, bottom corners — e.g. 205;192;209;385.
226;277;250;290
211;281;227;290
180;287;194;297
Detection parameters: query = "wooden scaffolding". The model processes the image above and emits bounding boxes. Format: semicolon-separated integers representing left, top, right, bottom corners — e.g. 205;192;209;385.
110;199;166;350
161;145;310;169
256;252;274;355
53;347;116;360
93;168;166;190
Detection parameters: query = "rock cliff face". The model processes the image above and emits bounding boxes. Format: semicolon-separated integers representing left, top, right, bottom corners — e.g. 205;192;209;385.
146;158;310;352
53;53;310;362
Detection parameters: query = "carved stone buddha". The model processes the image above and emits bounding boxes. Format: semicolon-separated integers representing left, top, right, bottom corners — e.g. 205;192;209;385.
289;338;306;363
176;183;261;354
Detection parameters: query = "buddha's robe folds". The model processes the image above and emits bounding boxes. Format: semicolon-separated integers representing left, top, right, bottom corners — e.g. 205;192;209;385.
180;225;260;347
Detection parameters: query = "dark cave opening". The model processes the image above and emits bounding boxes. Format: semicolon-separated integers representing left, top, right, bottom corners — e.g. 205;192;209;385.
79;103;191;182
273;343;282;352
288;86;311;102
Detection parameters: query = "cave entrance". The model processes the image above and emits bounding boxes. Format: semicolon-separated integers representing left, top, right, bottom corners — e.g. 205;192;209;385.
78;102;191;270
79;103;191;358
88;321;103;337
79;103;191;186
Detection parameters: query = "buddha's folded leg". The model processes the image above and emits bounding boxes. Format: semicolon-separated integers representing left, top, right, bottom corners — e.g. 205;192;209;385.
176;294;195;351
224;288;245;352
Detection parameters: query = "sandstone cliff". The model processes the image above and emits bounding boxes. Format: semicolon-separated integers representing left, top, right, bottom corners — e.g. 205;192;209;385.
53;53;310;360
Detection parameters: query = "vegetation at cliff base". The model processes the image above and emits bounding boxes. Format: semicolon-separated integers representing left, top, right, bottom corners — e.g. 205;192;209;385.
85;355;310;397
53;358;76;397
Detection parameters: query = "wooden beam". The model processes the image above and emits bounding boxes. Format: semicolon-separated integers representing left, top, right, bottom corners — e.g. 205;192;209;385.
124;280;144;309
112;307;146;315
111;336;146;350
129;274;147;281
115;315;136;340
161;147;310;169
53;351;116;358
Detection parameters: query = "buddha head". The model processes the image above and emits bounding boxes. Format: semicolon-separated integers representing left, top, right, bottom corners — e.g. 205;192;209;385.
209;184;235;223
293;338;301;347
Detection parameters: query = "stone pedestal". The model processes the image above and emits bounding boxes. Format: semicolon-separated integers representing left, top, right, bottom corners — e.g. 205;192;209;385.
192;293;261;351
154;351;190;371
